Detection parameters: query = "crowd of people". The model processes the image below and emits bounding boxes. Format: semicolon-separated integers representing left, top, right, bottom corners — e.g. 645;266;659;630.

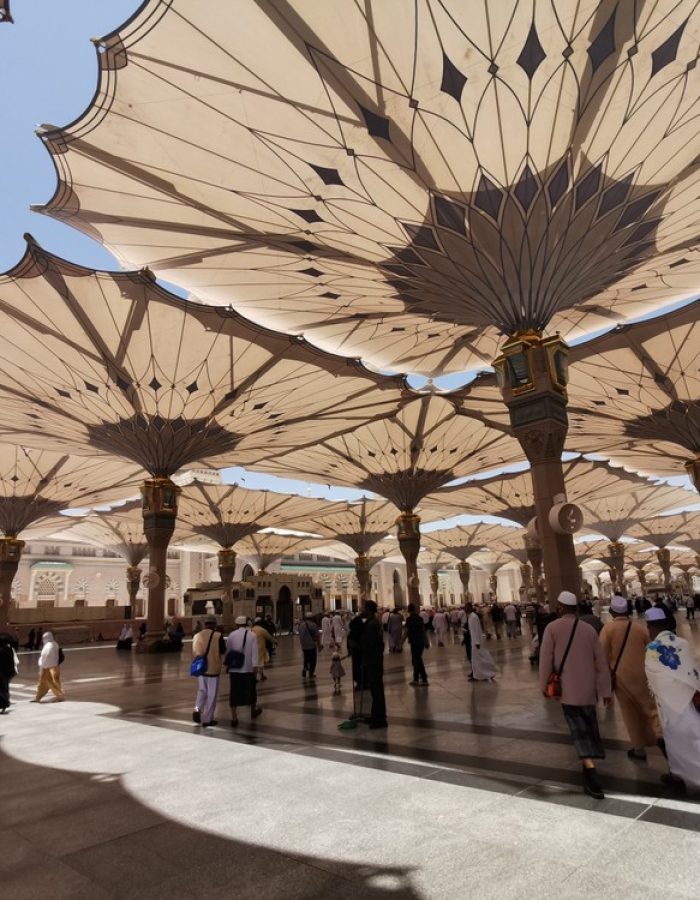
3;587;698;804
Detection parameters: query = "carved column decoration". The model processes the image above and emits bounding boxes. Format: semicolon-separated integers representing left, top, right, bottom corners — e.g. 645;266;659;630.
656;548;672;591
456;561;471;602
0;536;24;633
606;541;627;597
140;477;181;648
396;510;420;608
524;535;545;602
429;571;439;604
126;565;142;618
354;553;371;604
495;333;579;600
218;547;237;630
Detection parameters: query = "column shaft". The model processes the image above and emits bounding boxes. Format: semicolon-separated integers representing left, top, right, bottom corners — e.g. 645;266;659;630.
0;537;24;633
140;478;180;648
396;511;420;608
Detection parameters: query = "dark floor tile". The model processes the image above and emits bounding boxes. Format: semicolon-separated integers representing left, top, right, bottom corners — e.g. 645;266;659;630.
640;805;700;831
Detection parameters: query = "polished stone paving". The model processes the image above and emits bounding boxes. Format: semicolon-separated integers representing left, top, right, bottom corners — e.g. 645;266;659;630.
2;622;699;899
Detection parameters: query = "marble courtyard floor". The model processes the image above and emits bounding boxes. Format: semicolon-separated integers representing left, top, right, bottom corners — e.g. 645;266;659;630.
1;625;699;899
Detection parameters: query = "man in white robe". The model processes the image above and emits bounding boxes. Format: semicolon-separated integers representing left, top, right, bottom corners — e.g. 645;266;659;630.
645;607;700;792
465;603;497;681
331;612;345;650
432;609;449;647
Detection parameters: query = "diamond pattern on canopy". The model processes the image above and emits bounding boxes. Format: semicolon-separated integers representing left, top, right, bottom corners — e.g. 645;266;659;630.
251;394;522;510
565;298;700;480
308;498;400;556
34;1;700;374
0;444;142;537
0;239;405;475
578;484;697;542
421;457;646;527
175;484;337;550
422;522;521;562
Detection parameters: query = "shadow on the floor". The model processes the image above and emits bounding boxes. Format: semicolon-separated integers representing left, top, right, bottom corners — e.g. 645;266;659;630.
0;742;424;899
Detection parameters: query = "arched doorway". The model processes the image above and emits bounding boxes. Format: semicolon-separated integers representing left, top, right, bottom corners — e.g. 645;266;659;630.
276;585;293;633
241;563;254;581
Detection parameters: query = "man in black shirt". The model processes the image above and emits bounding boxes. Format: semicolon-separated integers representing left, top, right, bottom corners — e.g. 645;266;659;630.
359;600;387;729
403;603;428;686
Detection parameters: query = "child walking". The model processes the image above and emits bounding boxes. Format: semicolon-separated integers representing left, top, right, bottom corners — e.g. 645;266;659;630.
330;650;345;695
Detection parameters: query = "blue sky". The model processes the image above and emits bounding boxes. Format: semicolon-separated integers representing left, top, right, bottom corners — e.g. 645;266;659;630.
1;3;697;508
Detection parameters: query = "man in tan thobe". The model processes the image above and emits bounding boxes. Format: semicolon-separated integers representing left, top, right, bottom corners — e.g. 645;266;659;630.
600;594;661;761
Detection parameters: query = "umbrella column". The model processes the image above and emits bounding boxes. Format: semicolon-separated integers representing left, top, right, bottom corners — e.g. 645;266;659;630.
495;333;579;600
457;561;471;603
0;537;24;632
633;565;647;594
524;536;545;602
606;542;627;597
428;568;440;604
354;554;371;604
140;478;181;647
126;566;142;619
396;510;421;608
520;563;532;598
657;549;672;592
218;548;237;630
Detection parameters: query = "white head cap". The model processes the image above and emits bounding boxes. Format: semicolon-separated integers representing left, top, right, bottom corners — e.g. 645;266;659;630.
610;595;629;614
644;607;667;623
234;616;248;625
557;590;578;607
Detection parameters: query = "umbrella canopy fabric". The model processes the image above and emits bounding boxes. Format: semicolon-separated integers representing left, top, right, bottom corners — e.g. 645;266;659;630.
0;443;142;537
35;1;700;374
175;483;338;550
422;521;522;562
627;511;700;551
578;483;698;542
307;497;401;556
234;532;328;572
421;457;646;527
566;298;700;478
247;393;523;510
62;502;155;567
0;239;406;477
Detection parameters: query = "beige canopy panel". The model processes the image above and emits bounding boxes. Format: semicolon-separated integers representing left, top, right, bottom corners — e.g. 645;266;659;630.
421;456;646;527
567;298;700;478
578;483;697;542
64;502;154;567
0;240;405;476
0;443;143;537
308;497;400;556
627;511;700;553
468;551;514;577
0;2;11;23
250;393;522;510
235;532;325;572
423;521;522;562
573;538;622;563
176;483;337;550
35;1;700;375
417;549;455;573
